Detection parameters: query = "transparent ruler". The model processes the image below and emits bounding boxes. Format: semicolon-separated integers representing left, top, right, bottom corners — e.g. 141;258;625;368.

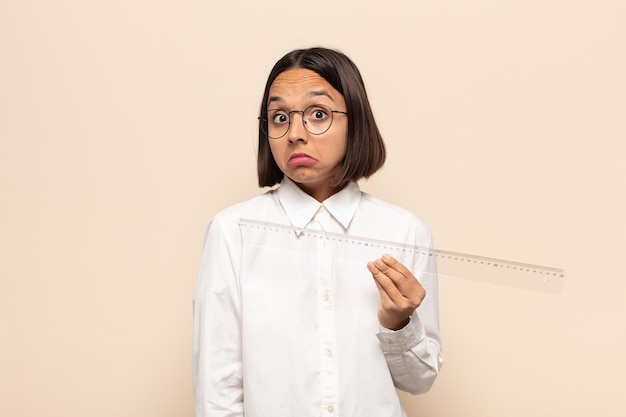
240;219;566;294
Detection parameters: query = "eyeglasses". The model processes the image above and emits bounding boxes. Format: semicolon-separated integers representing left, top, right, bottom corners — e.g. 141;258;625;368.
258;104;348;139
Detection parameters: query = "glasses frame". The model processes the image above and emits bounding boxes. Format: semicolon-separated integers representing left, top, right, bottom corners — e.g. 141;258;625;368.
258;104;348;139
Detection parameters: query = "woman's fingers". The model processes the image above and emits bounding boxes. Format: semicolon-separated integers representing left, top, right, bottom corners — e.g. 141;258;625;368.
368;254;426;330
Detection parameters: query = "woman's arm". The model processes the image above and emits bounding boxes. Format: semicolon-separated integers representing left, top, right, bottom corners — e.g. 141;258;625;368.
192;217;244;416
368;245;443;394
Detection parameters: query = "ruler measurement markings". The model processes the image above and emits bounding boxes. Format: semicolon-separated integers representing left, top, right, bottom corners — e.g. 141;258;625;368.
239;218;565;292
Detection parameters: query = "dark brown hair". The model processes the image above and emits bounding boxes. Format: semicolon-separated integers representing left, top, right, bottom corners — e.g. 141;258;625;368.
257;47;386;188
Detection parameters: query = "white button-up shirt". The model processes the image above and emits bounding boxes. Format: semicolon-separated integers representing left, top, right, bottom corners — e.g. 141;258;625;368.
193;178;443;417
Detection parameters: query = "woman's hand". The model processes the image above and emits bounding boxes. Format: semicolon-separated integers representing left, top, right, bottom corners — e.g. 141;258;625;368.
367;254;426;331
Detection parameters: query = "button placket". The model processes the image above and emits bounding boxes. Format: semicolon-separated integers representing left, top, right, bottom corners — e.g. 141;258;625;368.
316;206;339;416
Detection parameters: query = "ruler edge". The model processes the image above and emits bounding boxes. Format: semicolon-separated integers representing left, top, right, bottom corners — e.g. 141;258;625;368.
238;218;566;278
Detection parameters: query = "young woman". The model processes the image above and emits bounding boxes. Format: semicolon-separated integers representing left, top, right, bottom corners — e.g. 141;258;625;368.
193;47;443;417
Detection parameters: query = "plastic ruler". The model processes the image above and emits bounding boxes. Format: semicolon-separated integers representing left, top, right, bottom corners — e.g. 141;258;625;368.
239;218;566;294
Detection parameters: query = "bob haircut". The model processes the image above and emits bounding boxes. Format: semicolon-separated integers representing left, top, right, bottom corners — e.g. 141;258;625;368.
257;47;386;188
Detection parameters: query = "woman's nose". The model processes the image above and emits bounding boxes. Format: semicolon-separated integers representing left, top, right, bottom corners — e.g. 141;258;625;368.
287;111;308;143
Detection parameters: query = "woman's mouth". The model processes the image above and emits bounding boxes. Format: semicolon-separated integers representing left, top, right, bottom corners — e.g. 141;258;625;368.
288;153;317;166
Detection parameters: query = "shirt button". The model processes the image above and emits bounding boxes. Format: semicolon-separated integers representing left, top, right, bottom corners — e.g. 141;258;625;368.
323;292;329;302
327;404;335;413
326;349;333;358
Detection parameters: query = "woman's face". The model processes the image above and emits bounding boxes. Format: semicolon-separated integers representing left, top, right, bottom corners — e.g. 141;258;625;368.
267;68;348;202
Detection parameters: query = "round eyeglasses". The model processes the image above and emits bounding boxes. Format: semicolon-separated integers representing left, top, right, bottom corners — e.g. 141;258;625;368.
258;104;348;139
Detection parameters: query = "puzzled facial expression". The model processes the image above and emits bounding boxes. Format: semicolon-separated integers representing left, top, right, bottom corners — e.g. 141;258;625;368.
266;68;348;201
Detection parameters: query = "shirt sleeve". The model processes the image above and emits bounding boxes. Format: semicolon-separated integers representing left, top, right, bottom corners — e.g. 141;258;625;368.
192;215;244;417
375;236;443;395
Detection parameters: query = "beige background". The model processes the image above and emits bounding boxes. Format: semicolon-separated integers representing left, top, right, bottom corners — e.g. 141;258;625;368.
1;1;625;416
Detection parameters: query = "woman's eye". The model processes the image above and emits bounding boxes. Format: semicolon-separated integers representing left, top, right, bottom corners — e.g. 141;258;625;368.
309;108;328;120
272;113;288;124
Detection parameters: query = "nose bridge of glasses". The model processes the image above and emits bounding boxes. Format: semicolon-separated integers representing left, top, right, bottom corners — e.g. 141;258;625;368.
288;109;306;123
286;109;308;133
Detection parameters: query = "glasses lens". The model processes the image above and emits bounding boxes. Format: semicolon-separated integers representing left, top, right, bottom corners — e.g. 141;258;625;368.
263;109;287;139
303;105;333;135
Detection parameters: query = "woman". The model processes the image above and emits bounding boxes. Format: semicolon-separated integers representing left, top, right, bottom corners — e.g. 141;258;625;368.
193;47;443;417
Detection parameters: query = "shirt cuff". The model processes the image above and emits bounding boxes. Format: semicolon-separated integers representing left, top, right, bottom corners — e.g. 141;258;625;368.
376;314;425;353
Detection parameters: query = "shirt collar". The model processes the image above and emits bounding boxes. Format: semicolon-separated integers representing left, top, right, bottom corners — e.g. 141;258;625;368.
277;177;361;232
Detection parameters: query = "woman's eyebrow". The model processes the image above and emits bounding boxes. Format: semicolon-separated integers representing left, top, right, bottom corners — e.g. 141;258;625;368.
267;90;335;106
308;90;334;101
268;96;284;105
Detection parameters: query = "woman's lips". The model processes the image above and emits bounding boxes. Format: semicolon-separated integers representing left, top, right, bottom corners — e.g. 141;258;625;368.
288;153;317;166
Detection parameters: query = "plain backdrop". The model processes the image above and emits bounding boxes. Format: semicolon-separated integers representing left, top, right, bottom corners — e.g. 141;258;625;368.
1;1;625;416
